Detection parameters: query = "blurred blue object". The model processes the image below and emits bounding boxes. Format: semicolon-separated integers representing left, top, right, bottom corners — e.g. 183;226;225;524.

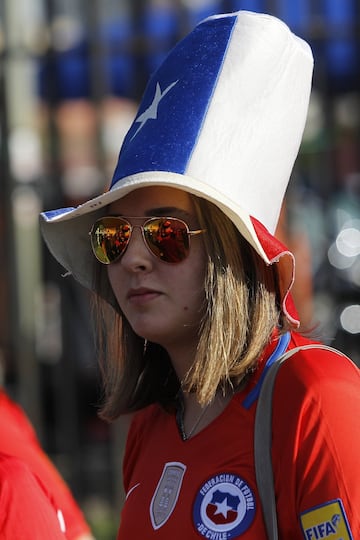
324;0;357;83
230;0;266;14
276;0;310;32
37;36;91;100
36;1;359;101
141;5;178;76
101;20;134;97
37;19;134;101
186;1;222;28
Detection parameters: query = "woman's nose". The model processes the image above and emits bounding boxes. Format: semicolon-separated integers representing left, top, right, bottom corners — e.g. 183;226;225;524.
119;226;153;271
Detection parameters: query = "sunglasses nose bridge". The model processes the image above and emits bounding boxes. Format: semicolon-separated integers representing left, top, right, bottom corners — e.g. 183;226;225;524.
129;223;146;244
120;222;153;262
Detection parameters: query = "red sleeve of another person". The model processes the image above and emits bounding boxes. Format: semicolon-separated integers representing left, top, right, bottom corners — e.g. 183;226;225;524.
0;452;66;539
0;391;91;540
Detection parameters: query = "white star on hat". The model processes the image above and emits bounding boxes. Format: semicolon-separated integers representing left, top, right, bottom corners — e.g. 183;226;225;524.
131;80;178;140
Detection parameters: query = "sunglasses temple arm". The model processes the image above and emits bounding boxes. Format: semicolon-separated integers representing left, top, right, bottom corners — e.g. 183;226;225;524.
189;229;206;236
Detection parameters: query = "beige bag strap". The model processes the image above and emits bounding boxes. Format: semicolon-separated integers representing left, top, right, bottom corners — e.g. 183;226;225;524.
254;344;347;539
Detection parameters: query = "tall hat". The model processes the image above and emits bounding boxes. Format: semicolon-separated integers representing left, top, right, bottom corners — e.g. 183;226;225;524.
40;10;314;327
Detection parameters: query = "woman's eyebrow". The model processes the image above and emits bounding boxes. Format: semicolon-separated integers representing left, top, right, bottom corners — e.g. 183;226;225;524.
145;207;192;218
107;207;193;219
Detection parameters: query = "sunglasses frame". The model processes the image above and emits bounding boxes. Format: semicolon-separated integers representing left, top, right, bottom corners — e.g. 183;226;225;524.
89;215;206;265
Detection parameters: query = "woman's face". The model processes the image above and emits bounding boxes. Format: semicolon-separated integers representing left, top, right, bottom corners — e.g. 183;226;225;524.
106;186;207;354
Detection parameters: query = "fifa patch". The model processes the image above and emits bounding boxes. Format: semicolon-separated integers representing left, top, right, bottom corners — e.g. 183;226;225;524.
300;499;353;540
150;462;186;530
193;473;256;539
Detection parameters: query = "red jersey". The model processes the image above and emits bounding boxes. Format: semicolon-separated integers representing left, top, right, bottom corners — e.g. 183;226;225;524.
118;331;360;539
0;452;66;539
0;391;91;540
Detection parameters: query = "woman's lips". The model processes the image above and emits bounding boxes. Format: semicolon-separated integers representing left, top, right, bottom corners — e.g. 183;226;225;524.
127;287;162;304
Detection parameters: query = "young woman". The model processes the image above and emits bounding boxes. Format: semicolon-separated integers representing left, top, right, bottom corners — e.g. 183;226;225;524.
41;10;360;539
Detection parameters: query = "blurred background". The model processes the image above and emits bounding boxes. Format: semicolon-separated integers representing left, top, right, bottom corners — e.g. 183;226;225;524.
0;0;359;538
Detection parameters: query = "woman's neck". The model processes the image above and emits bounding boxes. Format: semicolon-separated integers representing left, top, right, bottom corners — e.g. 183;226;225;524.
176;388;233;441
166;342;198;383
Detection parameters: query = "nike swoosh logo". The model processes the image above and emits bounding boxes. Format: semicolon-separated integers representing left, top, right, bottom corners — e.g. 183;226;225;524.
126;482;141;500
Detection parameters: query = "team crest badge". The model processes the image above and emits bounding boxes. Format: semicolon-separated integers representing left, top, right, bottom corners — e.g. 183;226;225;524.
150;462;186;530
193;473;256;539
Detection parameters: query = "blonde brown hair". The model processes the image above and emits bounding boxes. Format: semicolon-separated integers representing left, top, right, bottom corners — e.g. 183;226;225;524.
94;196;289;421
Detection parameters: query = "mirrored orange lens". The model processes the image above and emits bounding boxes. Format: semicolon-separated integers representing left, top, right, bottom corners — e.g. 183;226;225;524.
143;218;189;262
90;217;130;264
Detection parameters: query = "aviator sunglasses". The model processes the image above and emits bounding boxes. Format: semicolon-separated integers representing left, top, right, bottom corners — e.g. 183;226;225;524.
89;216;206;264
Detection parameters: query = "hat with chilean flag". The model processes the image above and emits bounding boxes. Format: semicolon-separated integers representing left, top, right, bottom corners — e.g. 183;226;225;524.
40;10;314;327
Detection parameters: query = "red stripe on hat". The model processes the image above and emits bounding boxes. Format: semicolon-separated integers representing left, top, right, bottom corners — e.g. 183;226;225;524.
251;216;300;328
